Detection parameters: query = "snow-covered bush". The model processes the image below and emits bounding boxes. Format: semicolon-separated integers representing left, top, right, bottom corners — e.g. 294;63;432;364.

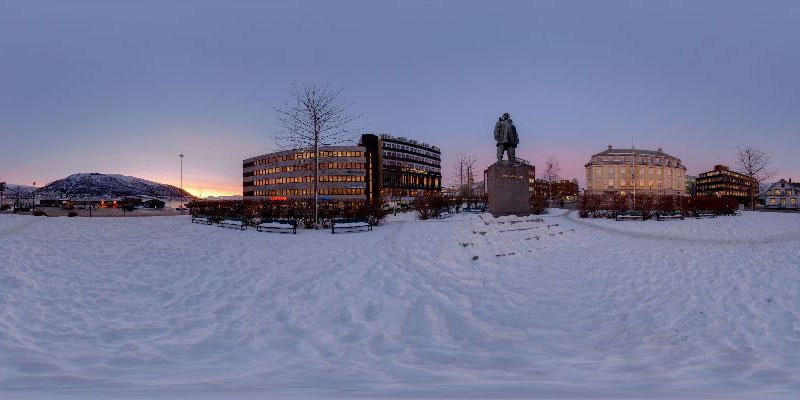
530;193;549;215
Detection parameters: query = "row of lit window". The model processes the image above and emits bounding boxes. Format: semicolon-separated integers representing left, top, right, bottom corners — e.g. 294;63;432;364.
771;189;794;196
383;142;439;159
595;156;682;168
590;179;683;189
592;166;683;177
253;188;365;196
254;163;366;175
383;151;441;167
699;170;749;179
254;175;365;185
769;198;797;205
383;159;440;173
698;184;753;189
252;151;365;165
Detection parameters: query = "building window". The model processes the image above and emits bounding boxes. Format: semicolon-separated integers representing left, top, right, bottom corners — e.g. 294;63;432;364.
608;179;614;188
770;198;777;205
791;198;797;206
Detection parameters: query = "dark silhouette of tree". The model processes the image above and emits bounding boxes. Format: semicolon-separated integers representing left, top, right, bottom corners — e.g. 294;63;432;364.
273;83;362;227
736;144;775;211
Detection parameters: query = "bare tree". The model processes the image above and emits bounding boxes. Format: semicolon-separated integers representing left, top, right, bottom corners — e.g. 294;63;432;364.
273;83;362;227
541;156;561;202
451;153;476;197
736;144;775;211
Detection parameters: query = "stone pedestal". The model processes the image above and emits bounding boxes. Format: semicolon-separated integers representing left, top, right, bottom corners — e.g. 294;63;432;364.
486;162;531;217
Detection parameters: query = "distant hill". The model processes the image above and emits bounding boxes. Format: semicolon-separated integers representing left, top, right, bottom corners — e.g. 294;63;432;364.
34;173;193;199
2;184;36;196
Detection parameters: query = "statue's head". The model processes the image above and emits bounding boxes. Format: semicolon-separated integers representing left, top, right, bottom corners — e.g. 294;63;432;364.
501;112;510;120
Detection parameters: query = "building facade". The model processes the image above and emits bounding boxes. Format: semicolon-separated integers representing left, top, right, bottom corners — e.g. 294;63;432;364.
764;179;799;209
585;146;687;196
535;179;580;202
696;165;757;202
243;134;442;202
365;134;442;201
685;175;697;197
243;147;368;200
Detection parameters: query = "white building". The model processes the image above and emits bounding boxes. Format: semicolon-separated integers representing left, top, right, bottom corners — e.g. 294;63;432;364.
764;179;799;209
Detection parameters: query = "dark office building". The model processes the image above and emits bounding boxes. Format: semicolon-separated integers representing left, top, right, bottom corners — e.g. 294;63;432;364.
360;134;442;201
243;134;441;202
696;165;757;203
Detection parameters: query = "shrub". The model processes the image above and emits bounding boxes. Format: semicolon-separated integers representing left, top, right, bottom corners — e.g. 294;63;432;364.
365;198;389;226
68;211;78;217
33;210;48;217
578;194;604;218
634;194;656;220
413;192;447;220
656;195;676;213
606;193;629;216
530;193;549;215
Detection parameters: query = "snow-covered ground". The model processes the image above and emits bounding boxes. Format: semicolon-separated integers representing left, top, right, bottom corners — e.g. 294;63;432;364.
1;211;799;399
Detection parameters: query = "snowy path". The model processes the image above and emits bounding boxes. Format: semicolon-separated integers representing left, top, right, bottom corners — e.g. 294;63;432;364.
1;212;799;399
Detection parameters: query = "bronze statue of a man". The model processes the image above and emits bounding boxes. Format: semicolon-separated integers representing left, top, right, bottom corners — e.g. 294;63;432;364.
494;112;519;163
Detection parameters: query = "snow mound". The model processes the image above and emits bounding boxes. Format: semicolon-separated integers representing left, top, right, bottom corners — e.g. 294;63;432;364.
1;211;799;399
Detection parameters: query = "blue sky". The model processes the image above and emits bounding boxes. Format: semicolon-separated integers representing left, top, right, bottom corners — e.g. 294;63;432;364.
1;0;798;195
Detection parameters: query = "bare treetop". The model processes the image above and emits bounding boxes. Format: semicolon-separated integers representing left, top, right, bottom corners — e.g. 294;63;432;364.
542;156;561;183
736;144;775;210
273;82;362;151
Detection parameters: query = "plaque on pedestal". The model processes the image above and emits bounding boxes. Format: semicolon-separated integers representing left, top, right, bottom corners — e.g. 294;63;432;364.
486;162;531;217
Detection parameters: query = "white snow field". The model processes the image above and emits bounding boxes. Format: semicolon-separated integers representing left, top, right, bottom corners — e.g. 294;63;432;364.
1;211;799;399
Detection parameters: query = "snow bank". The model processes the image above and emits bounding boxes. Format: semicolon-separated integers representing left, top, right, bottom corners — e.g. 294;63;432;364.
1;211;799;399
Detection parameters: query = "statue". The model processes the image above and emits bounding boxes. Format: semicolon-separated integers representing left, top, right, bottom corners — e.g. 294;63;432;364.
494;112;519;163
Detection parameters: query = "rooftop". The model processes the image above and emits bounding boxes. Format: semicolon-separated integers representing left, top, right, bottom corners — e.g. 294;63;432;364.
591;146;680;160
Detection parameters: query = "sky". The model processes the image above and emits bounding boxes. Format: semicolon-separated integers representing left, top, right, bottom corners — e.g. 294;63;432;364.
1;0;799;196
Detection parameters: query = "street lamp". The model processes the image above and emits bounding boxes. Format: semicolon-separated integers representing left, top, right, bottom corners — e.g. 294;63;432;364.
179;153;184;214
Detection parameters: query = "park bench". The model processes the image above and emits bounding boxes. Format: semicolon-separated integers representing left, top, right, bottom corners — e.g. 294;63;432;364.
615;212;643;221
695;213;717;219
218;219;247;230
256;219;297;234
656;212;685;221
435;211;453;219
191;216;213;225
331;217;372;234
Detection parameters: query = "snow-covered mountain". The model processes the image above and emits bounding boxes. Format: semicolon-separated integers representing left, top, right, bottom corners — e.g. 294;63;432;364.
1;183;36;196
34;173;192;199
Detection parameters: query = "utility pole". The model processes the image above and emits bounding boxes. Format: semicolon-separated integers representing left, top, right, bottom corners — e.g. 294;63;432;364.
631;136;636;210
179;153;184;214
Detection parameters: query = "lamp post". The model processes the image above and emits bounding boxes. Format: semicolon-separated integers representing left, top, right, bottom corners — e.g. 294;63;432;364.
179;153;184;214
